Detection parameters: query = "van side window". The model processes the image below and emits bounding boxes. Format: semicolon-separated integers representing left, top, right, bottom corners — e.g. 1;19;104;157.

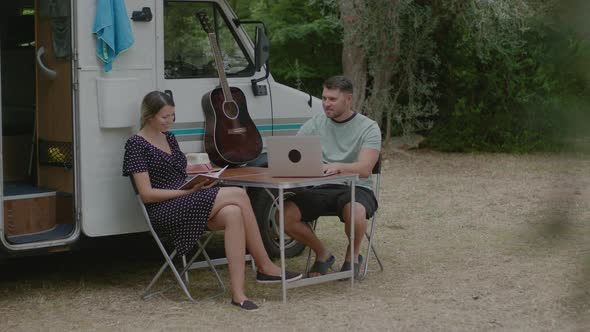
164;2;254;79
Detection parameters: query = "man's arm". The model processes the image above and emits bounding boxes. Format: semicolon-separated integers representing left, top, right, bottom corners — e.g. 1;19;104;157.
296;116;317;136
323;147;380;178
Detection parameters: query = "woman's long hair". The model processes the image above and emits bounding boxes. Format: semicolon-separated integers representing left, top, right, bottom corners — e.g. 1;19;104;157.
140;91;175;129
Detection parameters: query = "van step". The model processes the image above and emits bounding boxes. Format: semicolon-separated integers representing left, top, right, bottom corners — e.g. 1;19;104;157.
3;182;55;197
6;223;74;244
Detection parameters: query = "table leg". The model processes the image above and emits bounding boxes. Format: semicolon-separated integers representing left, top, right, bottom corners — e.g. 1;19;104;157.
279;188;287;303
350;179;355;288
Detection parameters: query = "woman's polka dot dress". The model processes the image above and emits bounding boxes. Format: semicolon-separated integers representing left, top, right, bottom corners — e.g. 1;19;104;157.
123;132;219;256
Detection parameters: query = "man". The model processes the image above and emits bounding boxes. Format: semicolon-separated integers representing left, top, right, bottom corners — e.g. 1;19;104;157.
281;75;381;277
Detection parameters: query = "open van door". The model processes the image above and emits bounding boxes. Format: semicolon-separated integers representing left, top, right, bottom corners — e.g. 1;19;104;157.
75;0;156;238
155;0;272;153
1;0;78;253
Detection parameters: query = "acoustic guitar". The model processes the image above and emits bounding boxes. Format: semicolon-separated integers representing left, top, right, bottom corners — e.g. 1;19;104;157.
197;12;263;167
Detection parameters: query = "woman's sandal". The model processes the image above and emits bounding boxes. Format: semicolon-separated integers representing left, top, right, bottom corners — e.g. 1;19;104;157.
231;299;259;311
308;255;336;277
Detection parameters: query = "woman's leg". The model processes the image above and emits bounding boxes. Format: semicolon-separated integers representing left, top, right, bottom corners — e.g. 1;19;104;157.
208;204;247;303
209;187;282;277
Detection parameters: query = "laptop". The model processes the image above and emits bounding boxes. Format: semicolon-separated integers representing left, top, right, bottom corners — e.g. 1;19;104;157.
266;136;336;177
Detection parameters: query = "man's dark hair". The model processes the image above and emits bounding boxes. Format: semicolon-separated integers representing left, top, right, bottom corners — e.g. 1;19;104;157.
323;75;353;94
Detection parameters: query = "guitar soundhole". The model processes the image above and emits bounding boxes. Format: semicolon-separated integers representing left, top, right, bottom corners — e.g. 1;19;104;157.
222;101;239;119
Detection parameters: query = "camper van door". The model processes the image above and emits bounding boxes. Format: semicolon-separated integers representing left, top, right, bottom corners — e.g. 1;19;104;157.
75;0;157;237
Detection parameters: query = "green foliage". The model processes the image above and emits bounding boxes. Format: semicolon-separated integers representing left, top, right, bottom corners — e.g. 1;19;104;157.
426;0;590;152
245;0;342;94
231;0;589;152
385;1;440;136
164;5;209;64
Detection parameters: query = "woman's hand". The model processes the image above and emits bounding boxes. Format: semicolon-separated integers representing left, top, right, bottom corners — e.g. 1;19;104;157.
134;172;219;203
189;178;219;192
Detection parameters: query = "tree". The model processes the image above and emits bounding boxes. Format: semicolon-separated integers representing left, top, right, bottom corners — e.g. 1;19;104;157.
238;0;588;151
335;0;587;151
337;0;438;141
427;0;571;151
249;0;342;93
337;0;367;112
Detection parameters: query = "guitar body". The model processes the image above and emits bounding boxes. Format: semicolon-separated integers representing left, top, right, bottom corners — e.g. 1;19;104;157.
201;86;263;166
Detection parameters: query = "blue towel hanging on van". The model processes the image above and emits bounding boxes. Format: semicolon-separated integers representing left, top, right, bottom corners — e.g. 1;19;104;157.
92;0;135;72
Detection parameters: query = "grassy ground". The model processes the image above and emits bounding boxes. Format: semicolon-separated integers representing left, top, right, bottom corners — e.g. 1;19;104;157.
1;148;589;331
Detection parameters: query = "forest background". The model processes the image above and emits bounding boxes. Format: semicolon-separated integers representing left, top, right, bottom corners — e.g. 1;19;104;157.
226;0;589;152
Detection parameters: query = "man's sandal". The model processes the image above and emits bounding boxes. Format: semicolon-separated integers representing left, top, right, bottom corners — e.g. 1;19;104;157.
340;255;363;279
308;255;336;277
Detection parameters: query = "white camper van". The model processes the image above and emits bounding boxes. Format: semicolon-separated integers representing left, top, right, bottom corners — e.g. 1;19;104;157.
1;0;321;259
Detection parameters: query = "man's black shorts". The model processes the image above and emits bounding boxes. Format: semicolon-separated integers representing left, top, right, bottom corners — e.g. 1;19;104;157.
287;184;378;222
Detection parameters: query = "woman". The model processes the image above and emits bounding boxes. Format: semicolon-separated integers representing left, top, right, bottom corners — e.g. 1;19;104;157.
123;91;301;311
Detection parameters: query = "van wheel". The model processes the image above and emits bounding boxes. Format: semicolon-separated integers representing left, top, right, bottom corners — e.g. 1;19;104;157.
249;188;306;258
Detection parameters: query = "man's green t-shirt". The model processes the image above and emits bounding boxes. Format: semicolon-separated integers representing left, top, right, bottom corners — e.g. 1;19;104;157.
297;112;381;189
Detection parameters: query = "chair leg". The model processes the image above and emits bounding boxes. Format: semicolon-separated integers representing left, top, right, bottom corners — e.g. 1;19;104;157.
185;241;226;293
178;233;226;295
304;214;384;281
250;255;257;272
358;213;384;281
138;194;225;302
144;232;226;302
370;243;384;272
200;248;226;292
143;247;199;303
143;248;180;300
182;255;189;283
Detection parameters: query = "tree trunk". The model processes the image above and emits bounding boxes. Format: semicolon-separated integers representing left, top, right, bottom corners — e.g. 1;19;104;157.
367;69;393;132
338;0;367;113
364;1;399;136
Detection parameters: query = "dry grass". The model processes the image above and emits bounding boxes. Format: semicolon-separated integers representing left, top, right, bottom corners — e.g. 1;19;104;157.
1;148;590;331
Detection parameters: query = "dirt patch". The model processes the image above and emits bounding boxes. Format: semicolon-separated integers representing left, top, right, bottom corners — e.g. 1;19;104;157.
1;149;589;331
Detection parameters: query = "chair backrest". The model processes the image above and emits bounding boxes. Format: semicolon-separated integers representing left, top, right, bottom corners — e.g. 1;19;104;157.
371;154;382;201
372;154;382;175
129;176;155;231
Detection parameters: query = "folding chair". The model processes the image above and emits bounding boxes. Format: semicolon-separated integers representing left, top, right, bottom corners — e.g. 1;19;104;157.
130;178;226;302
305;154;384;280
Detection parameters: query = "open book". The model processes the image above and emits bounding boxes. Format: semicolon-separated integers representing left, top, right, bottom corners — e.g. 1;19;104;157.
179;165;228;190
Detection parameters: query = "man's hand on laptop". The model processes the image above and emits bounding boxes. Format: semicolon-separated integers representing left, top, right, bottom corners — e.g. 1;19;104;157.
323;164;341;175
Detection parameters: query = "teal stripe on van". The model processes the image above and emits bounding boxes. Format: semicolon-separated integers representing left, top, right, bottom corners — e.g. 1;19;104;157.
257;124;302;131
171;124;302;136
170;128;205;135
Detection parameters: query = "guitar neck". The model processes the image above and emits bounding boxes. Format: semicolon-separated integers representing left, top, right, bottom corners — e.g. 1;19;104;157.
207;32;234;103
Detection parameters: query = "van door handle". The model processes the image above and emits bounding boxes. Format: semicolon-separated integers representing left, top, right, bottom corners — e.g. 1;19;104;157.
36;47;57;80
131;7;153;22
